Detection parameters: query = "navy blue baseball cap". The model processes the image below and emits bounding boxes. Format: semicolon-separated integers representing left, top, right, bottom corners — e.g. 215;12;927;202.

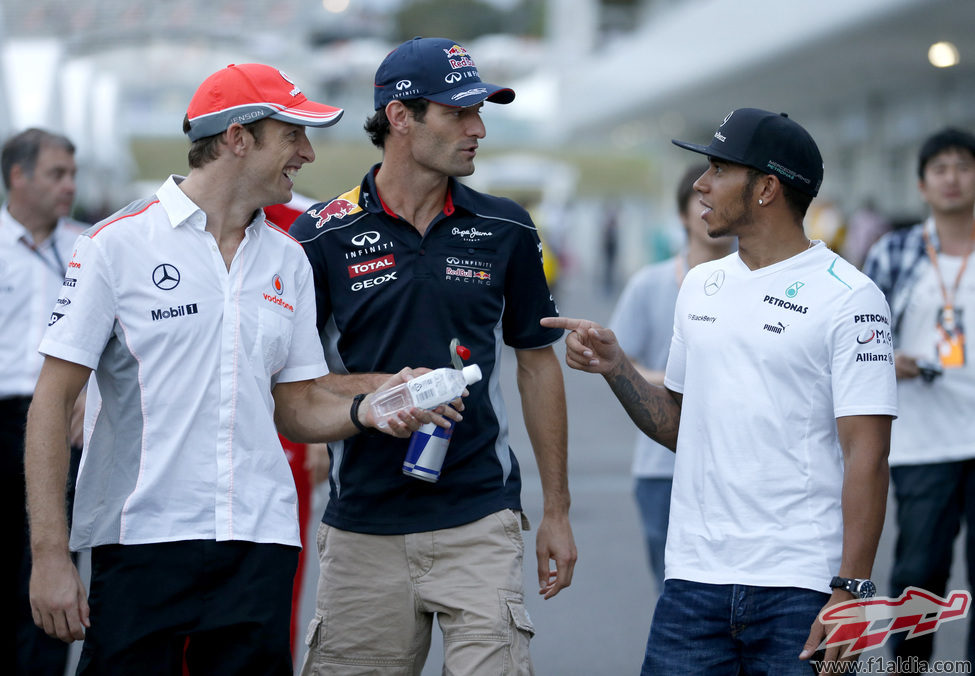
374;37;515;110
672;108;824;197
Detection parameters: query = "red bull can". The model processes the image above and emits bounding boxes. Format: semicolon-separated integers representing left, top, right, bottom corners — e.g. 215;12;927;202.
402;420;455;482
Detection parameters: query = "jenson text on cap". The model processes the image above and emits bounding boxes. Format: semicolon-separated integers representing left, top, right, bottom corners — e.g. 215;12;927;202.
185;63;343;142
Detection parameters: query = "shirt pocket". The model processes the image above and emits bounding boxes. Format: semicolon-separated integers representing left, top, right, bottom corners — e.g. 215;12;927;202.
251;307;294;376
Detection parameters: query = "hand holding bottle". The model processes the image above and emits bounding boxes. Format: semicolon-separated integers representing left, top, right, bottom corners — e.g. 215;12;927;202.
356;367;466;437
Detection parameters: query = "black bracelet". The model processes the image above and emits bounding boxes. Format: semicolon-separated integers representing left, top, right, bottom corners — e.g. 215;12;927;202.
350;393;370;434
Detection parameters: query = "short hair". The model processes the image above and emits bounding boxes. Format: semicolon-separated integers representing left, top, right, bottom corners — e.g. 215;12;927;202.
183;116;269;169
2;128;75;190
363;99;430;149
676;163;708;216
917;127;975;179
743;166;814;223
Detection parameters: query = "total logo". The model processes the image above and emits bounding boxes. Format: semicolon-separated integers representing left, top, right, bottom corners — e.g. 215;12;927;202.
151;303;199;321
351;271;397;292
348;254;395;278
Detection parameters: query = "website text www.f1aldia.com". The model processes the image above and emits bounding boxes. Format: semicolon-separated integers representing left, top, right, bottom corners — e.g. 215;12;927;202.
811;656;972;674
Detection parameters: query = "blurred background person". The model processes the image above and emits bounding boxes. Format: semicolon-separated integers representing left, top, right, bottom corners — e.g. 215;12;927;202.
1;127;86;676
842;198;891;270
862;126;975;668
607;161;734;595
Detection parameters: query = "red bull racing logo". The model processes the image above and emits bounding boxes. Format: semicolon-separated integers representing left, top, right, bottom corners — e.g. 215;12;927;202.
308;188;363;229
444;44;475;69
817;586;971;658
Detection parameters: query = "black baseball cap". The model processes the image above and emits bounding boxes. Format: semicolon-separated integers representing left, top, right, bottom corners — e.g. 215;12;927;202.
672;108;824;197
374;37;515;110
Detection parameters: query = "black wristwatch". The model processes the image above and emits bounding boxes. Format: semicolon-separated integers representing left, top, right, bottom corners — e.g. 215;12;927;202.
829;576;877;598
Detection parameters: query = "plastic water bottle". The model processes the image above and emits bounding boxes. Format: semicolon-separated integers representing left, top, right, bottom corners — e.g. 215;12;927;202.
370;364;481;428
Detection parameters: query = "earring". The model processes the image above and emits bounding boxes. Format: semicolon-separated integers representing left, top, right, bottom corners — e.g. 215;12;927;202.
758;199;764;205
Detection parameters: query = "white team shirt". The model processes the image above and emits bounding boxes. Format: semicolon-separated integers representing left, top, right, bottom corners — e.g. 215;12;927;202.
0;205;84;397
891;255;975;465
663;242;897;593
39;176;328;550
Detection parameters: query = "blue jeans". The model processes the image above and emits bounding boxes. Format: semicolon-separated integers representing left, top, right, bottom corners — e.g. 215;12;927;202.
634;478;672;595
889;460;975;664
642;579;828;676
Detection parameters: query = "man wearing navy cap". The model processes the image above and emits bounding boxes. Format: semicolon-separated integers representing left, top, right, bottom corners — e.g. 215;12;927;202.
544;108;896;674
24;63;442;674
291;37;576;675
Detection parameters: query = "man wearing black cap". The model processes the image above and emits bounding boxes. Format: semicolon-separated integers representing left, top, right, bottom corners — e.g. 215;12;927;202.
24;63;439;674
290;37;576;675
543;108;896;674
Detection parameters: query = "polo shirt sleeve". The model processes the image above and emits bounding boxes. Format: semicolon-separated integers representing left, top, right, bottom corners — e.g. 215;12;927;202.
501;222;562;349
38;233;117;369
828;282;898;419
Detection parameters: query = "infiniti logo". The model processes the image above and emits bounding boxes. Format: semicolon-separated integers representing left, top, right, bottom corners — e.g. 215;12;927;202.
446;257;461;264
152;263;181;291
351;231;381;246
444;72;462;83
704;270;725;296
395;80;412;90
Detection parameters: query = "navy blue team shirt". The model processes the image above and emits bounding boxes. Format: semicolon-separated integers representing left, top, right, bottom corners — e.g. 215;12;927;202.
289;165;563;534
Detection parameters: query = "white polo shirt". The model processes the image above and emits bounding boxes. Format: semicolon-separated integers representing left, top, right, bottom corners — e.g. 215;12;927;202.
0;205;85;397
39;176;328;550
663;242;897;593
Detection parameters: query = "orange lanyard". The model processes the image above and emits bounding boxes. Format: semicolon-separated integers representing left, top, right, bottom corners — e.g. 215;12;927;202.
921;220;975;312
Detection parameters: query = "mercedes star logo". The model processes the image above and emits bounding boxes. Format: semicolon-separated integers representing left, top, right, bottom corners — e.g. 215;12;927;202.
351;231;381;246
703;270;725;296
152;263;181;290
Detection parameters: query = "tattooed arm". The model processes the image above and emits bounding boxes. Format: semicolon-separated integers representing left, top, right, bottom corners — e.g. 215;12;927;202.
540;317;682;451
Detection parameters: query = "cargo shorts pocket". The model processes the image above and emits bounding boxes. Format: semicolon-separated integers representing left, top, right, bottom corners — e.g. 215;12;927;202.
304;613;323;649
505;598;535;639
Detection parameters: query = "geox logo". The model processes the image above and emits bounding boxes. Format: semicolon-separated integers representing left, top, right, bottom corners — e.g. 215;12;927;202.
151;304;198;321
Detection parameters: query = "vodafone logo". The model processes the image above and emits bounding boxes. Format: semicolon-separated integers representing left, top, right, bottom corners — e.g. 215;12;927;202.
348;254;396;278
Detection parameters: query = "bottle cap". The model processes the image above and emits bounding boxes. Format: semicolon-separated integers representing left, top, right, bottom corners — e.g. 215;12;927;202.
461;364;482;385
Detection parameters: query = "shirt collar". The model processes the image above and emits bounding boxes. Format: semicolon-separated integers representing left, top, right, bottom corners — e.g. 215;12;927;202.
157;175;266;234
362;163;459;220
0;201;66;247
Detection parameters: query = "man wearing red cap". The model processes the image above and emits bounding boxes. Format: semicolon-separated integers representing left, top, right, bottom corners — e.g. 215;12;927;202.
290;37;576;675
24;63;451;674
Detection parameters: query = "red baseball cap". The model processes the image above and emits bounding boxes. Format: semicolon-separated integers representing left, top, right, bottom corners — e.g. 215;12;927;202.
185;63;343;141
